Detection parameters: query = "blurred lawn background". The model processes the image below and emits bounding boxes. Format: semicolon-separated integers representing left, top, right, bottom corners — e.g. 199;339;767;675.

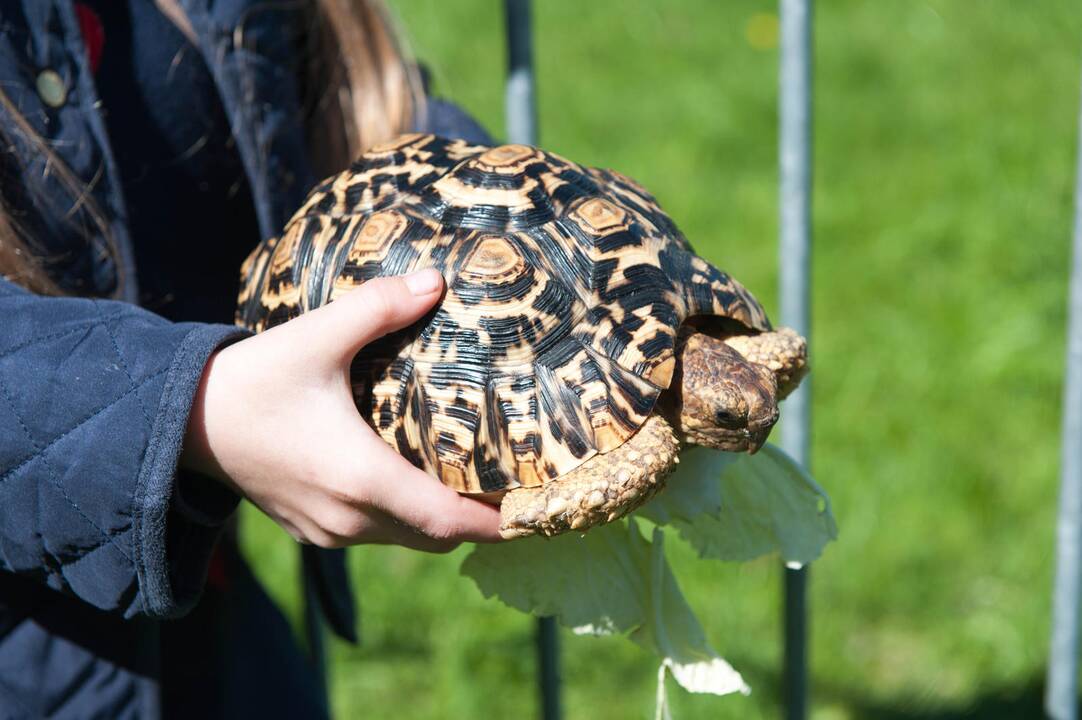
239;1;1082;717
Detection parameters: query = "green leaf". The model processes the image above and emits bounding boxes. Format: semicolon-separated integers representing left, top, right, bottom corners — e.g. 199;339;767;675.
636;447;731;525
461;520;749;698
460;520;647;635
459;443;836;707
669;444;838;566
628;524;750;699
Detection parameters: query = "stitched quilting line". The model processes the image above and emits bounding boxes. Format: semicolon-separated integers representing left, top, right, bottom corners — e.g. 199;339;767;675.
95;304;154;428
0;368;169;572
0;308;128;364
0;369;154;565
0;374;140;565
0;366;168;488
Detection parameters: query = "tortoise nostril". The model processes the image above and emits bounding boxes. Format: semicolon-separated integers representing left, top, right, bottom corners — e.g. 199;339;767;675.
747;405;780;434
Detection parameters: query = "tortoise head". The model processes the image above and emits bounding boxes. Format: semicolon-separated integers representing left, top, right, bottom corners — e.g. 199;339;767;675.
663;331;780;453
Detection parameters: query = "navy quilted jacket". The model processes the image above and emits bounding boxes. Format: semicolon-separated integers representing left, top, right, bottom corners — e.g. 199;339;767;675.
0;1;490;717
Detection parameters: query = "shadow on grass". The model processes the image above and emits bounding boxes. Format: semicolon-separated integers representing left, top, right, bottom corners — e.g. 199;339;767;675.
742;662;1069;720
834;680;1058;720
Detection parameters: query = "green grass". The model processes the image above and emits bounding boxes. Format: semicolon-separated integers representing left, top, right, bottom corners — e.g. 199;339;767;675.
239;2;1082;717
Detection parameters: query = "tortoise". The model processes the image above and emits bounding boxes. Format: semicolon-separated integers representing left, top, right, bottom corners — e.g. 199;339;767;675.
236;133;807;539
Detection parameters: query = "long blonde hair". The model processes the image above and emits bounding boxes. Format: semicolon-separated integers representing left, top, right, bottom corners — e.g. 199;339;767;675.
0;0;423;295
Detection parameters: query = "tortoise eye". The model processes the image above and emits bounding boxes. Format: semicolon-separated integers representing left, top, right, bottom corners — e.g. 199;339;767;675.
714;409;744;426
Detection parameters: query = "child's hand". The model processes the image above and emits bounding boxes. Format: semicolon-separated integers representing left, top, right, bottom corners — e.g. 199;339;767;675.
182;270;503;552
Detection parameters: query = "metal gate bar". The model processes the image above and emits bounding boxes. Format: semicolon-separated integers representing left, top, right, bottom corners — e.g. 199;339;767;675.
503;3;562;720
505;0;538;150
1045;62;1082;720
779;1;814;719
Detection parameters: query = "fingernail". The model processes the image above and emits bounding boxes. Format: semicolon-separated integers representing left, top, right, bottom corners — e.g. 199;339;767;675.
404;268;442;296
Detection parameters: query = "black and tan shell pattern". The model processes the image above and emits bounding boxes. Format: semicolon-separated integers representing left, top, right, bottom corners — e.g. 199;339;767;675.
237;134;770;494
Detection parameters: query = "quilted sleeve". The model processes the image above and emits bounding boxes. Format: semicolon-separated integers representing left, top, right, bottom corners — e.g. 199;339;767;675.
0;278;249;619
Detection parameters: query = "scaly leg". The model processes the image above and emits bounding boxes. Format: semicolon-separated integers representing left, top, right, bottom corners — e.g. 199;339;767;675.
724;327;808;399
499;414;679;539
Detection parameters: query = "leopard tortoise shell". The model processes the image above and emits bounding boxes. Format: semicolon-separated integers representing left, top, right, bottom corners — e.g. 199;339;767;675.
237;133;807;539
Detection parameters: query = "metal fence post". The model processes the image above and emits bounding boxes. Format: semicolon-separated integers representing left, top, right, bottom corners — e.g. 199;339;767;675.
505;0;538;150
503;3;561;720
779;1;813;719
1045;64;1082;720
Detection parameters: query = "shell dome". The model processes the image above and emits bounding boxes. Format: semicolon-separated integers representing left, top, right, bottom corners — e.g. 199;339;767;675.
237;134;770;494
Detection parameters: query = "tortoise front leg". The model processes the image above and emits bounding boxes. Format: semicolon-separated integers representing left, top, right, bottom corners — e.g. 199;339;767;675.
498;415;679;539
724;328;808;398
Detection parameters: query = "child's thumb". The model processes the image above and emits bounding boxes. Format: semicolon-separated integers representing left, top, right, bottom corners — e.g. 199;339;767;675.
302;269;444;362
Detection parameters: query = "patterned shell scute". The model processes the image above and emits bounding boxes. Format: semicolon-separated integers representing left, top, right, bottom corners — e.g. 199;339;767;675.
237;134;770;494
